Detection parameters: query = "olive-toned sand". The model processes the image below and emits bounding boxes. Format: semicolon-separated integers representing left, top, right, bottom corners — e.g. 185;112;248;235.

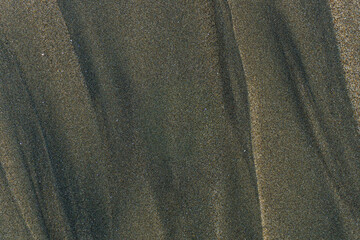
329;0;360;129
0;1;359;239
